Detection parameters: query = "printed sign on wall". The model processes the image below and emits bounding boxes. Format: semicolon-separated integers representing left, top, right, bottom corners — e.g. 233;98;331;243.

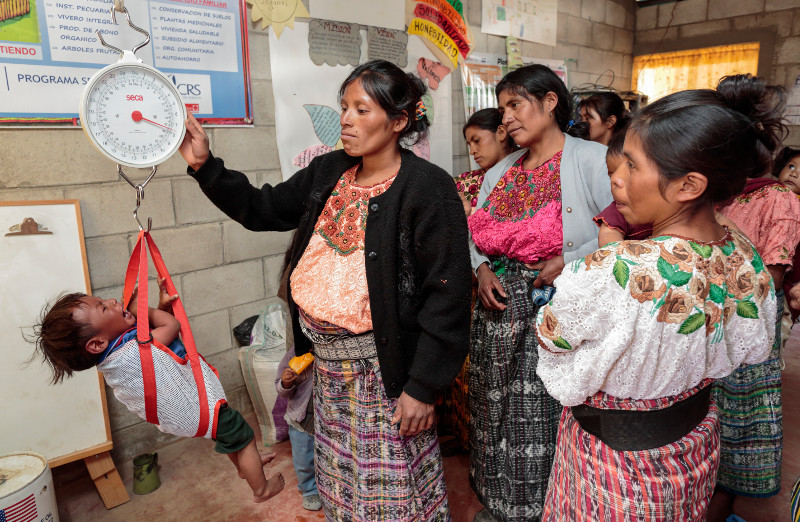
0;0;252;125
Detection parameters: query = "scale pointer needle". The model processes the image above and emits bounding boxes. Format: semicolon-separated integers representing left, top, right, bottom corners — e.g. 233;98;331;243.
131;110;174;131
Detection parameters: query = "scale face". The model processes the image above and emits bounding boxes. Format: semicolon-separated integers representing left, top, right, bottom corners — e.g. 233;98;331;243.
79;52;187;169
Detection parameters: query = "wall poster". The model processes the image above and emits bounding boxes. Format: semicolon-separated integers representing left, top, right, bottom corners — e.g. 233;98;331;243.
0;0;252;126
481;0;557;46
269;21;453;180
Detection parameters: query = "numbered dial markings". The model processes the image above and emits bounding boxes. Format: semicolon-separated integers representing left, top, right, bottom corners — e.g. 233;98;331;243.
82;65;186;168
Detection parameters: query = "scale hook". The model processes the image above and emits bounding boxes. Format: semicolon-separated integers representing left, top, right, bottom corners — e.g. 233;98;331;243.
96;5;151;57
120;165;156;232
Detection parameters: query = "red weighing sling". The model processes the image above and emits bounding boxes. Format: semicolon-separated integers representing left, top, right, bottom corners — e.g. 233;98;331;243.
121;230;219;438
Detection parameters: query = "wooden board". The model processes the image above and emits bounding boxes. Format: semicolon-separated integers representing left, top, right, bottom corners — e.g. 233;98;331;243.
0;200;113;464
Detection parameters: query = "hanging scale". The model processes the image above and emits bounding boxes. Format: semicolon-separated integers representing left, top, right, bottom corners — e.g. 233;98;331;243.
79;1;187;229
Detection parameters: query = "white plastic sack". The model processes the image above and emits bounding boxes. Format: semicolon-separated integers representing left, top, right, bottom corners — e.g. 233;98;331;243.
237;298;292;445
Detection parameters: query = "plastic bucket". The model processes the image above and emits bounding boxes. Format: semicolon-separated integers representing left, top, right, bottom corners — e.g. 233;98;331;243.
0;452;59;522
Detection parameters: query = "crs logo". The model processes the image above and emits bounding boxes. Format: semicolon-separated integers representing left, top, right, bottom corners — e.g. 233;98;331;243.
170;75;201;96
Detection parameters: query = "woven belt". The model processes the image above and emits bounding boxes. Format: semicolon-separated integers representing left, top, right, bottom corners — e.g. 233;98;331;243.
299;319;377;360
313;333;377;360
571;385;711;451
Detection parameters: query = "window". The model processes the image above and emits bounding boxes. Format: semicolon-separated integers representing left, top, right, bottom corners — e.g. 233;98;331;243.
632;42;759;102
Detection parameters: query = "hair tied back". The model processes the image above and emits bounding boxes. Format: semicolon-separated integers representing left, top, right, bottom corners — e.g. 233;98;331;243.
416;99;428;121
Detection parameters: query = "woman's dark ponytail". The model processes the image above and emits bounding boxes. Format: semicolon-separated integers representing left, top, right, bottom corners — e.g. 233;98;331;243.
716;74;787;174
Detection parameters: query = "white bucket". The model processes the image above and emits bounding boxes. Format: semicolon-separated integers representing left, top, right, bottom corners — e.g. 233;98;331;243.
0;452;59;522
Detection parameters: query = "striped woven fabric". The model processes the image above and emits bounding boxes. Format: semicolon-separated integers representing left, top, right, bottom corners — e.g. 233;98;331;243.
542;385;719;521
791;476;800;522
469;261;561;522
313;353;450;521
712;293;783;497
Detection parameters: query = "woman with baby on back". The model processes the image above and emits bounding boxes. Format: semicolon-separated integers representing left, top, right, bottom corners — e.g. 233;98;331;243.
535;74;783;520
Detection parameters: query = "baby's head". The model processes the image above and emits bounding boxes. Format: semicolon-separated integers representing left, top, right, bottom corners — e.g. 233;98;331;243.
34;293;135;383
775;147;800;195
605;121;628;176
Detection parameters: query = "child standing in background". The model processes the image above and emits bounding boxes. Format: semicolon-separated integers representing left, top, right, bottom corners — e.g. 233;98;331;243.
275;348;321;511
775;147;800;322
775;146;800;196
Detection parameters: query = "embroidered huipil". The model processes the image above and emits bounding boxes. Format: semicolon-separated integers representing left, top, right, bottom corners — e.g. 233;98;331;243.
454;169;485;208
719;183;800;267
290;165;395;334
468;151;563;263
535;229;776;407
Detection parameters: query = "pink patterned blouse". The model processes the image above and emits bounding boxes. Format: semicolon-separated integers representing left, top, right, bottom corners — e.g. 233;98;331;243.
290;165;396;334
719;183;800;267
468;151;563;263
455;169;486;208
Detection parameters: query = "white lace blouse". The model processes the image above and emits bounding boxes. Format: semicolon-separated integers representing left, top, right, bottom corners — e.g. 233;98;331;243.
535;229;776;407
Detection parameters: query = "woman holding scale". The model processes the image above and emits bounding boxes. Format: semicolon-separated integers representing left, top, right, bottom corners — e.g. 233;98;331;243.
179;60;472;520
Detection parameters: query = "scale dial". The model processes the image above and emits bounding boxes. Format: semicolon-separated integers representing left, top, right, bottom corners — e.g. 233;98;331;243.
79;54;186;169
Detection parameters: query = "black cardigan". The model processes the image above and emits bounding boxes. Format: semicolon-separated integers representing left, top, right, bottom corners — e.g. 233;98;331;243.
189;148;472;404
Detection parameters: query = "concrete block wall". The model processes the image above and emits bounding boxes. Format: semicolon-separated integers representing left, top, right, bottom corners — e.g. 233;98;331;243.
0;17;291;464
635;0;800;146
0;0;635;465
452;0;636;175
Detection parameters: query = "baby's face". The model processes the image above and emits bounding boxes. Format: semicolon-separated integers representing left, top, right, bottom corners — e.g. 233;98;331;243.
778;154;800;195
74;296;136;348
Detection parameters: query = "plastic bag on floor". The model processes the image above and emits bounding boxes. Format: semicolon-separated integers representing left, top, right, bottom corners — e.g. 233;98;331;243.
237;298;292;445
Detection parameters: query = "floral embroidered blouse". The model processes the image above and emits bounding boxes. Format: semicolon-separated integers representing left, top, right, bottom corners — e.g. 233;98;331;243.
719;183;800;267
290;165;395;334
454;169;485;208
468;151;563;263
535;228;776;407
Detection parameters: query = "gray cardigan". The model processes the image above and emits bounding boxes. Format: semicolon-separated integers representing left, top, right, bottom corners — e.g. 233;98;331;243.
470;134;612;270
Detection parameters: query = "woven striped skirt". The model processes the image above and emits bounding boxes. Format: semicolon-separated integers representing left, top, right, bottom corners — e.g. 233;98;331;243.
469;260;560;522
313;349;450;521
712;291;783;497
542;383;719;521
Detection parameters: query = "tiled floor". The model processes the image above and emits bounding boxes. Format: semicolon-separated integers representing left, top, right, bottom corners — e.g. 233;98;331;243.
54;326;800;521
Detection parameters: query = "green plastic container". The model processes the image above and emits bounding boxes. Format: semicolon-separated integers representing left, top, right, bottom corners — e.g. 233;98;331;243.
132;453;160;495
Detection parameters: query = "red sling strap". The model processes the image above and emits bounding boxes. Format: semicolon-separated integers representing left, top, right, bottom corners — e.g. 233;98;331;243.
122;230;212;438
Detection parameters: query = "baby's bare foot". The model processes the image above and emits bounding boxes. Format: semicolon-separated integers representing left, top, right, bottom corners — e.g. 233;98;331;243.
253;473;285;503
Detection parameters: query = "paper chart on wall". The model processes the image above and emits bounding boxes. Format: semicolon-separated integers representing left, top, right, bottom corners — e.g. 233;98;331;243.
481;0;558;46
309;0;406;31
0;0;251;125
269;22;452;181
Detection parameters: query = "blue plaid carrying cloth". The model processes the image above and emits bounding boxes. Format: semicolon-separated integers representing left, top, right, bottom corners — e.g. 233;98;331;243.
530;285;556;306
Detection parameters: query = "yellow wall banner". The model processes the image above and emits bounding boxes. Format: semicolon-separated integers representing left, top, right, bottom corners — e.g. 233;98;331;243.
414;0;468;38
247;0;310;37
413;3;470;58
408;18;459;69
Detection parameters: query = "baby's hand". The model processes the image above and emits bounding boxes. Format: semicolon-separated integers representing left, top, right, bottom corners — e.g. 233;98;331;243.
281;368;298;389
126;286;139;316
157;277;178;312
